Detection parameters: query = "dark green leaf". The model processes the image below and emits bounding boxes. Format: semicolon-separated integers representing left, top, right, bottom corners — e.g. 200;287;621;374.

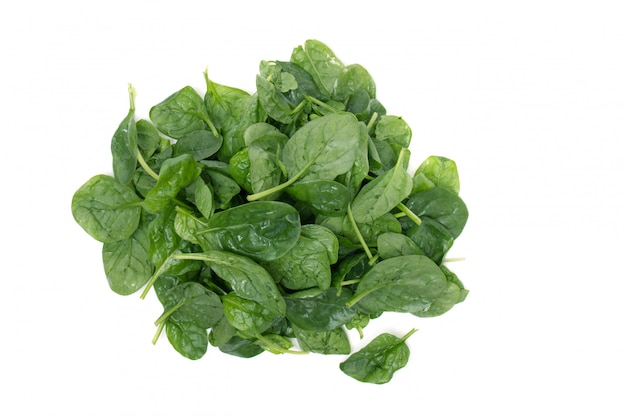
200;201;300;261
71;174;142;243
102;215;152;295
340;329;416;384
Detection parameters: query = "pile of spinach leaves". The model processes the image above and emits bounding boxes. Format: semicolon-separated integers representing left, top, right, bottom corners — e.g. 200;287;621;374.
71;39;469;384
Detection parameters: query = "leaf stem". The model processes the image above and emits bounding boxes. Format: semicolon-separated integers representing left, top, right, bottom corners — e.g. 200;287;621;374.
136;149;159;180
152;321;166;345
400;328;418;343
246;170;299;201
366;111;378;132
396;202;421;226
347;204;374;261
128;83;136;112
255;334;308;355
305;95;338;114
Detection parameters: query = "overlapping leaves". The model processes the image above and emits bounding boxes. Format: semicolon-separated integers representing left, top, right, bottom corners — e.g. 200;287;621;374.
71;39;469;384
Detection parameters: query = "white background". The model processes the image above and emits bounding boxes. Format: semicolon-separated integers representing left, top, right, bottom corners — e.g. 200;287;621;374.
1;0;625;416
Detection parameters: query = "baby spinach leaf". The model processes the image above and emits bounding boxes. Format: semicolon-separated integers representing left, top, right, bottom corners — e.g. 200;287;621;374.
285;288;356;331
300;224;339;264
143;154;201;214
293;325;351;355
102;214;152;295
413;265;469;317
222;293;277;336
136;119;161;159
219;335;264;358
110;85;138;185
150;86;210;139
406;217;455;265
72;174;143;243
199;201;300;261
165;319;209;360
264;232;332;291
334;63;377;102
202;250;286;318
256;74;296;125
412;155;461;195
246;124;288;196
282;112;361;182
340;328;416;384
350;148;413;223
156;282;223;329
374;115;412;148
228;147;253;194
291;39;344;99
404;187;468;238
148;204;203;278
348;255;447;314
286;180;350;216
376;232;424;260
172;129;222;161
202;168;241;209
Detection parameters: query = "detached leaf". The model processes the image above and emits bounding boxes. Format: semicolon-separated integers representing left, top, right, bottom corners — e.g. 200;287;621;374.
340;329;417;384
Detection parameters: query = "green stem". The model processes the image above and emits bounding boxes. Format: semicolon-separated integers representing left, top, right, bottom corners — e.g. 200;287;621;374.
289;99;306;115
444;257;466;262
152;321;166;345
140;252;211;300
400;328;418;342
255;334;308;355
396;202;422;226
366;111;378;132
247;169;301;201
128;83;136;112
305;95;338;113
347;204;374;261
201;69;221;138
140;253;176;300
136;149;159;180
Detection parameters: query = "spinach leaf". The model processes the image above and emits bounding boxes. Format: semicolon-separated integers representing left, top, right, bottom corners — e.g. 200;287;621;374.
202;250;286;318
374;115;412;148
286;180;350;216
350;148;412;223
282;112;360;183
406;217;455;264
199;201;300;261
172;129;222;161
347;255;447;314
264;231;332;291
285;288;356;331
376;232;424;260
71;174;142;243
413;265;469;317
340;328;417;384
222;293;277;336
153;281;223;360
412;155;461;195
143;154;201;214
334;63;377;102
149;86;211;139
148;204;203;279
165;319;209;360
404;187;469;238
291;39;344;99
110;84;138;185
102;214;152;295
293;325;351;355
